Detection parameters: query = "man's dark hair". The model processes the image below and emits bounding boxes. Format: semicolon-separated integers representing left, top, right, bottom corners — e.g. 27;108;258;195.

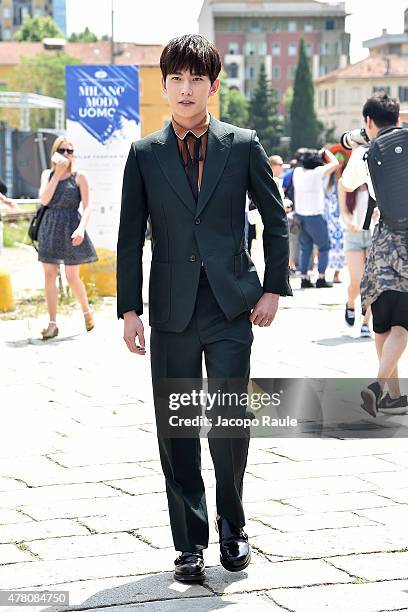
300;149;324;170
363;92;399;128
160;34;222;84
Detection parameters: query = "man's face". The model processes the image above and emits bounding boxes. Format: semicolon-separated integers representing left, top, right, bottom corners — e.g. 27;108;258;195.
364;116;380;141
271;157;284;178
162;69;219;118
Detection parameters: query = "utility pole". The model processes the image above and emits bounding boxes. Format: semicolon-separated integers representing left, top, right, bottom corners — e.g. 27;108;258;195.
110;0;115;65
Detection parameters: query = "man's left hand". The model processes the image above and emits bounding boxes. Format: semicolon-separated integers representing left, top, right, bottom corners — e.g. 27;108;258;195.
250;293;279;327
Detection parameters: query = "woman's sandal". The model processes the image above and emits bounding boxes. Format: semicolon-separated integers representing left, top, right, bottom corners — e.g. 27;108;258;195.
83;310;95;332
41;322;59;340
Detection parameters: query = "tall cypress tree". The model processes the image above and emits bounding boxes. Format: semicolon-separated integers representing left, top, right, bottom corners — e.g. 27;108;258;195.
248;63;283;155
290;39;320;153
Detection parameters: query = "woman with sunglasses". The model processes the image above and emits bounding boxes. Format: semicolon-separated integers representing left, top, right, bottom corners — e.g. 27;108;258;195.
38;136;98;339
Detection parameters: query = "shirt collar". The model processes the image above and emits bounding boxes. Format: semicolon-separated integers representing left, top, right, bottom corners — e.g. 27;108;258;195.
171;112;210;140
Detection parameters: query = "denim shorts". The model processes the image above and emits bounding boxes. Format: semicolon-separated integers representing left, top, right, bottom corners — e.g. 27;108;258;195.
344;230;372;252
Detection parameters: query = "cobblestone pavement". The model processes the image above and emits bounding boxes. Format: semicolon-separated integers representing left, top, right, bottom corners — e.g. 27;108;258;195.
1;244;408;611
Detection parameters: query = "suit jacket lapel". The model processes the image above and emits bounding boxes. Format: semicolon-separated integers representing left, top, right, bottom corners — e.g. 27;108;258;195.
196;116;233;217
152;123;197;215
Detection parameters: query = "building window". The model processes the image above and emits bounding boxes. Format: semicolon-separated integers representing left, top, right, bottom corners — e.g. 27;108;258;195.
373;85;391;95
389;44;402;54
288;66;297;80
247;66;256;79
325;19;335;30
272;65;281;80
331;88;336;106
271;21;281;32
288;21;297;32
244;42;255;56
228;19;239;32
271;43;281;56
304;21;313;32
398;86;408;102
324;90;328;108
249;19;261;32
228;42;239;55
226;63;239;79
305;43;313;57
288;43;297;57
258;41;267;55
3;28;11;39
272;88;281;101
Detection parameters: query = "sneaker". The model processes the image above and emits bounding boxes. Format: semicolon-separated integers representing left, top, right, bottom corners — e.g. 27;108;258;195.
301;277;314;288
360;324;372;338
378;393;408;415
345;305;355;327
360;381;382;418
315;278;333;288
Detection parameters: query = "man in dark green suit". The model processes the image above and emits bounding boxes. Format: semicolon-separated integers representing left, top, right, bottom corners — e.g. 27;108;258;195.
117;34;292;583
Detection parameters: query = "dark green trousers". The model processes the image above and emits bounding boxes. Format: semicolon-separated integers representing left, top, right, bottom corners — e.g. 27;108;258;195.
150;268;253;552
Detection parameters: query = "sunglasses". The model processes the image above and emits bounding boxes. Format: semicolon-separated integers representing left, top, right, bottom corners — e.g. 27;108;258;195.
57;148;74;154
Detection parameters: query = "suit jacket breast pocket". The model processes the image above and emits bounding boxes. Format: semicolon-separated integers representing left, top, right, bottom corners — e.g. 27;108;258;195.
149;261;171;323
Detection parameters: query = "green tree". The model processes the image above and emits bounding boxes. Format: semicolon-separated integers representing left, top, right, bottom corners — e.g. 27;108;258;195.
69;27;98;43
7;53;80;128
220;70;249;127
14;15;63;41
248;63;283;155
290;39;320;153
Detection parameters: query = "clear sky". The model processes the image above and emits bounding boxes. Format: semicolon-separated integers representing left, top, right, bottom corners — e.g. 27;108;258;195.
66;0;408;64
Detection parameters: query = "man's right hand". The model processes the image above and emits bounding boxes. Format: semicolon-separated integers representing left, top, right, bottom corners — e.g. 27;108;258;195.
123;311;146;355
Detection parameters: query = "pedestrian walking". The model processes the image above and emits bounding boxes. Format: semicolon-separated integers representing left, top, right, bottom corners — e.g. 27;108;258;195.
293;148;339;288
323;150;347;283
339;92;408;415
339;184;374;338
38;136;98;339
117;34;291;583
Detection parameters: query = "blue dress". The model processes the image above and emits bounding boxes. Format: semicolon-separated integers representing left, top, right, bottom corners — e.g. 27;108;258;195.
323;175;345;270
38;172;98;265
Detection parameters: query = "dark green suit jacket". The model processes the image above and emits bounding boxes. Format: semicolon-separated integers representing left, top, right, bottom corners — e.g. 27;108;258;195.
117;115;292;332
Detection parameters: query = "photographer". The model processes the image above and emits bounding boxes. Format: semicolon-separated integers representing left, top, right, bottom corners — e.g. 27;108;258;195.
339;92;408;416
293;148;339;288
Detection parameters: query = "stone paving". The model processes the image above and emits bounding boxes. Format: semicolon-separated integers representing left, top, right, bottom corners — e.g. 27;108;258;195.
1;243;408;611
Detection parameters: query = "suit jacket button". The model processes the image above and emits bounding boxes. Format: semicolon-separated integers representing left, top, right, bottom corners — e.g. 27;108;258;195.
195;218;201;225
189;254;197;262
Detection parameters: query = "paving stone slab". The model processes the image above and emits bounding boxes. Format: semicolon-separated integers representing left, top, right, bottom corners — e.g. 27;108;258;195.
354;505;408;528
259;510;379;532
30;573;212;611
252;526;404;559
0;542;35;564
0;519;90;544
206;558;351;594
21;493;169;521
269;579;408;612
281;491;393;513
244;474;375;498
80;510;171;533
358;469;408;490
0;483;118;509
0;509;34;525
0;477;28;491
49;593;284;612
330;551;408;581
247;456;398;482
27;533;153;560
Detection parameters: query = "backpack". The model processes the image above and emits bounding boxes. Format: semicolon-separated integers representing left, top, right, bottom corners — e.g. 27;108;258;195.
363;126;408;230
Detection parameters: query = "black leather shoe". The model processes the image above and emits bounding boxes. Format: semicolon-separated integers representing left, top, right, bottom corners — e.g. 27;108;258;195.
216;517;251;572
174;550;205;582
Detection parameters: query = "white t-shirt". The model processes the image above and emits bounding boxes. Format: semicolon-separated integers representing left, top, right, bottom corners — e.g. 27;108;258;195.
293;165;327;215
341;146;376;199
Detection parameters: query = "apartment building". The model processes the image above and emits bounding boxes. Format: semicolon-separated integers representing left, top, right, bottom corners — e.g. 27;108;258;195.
199;0;350;105
0;0;67;40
